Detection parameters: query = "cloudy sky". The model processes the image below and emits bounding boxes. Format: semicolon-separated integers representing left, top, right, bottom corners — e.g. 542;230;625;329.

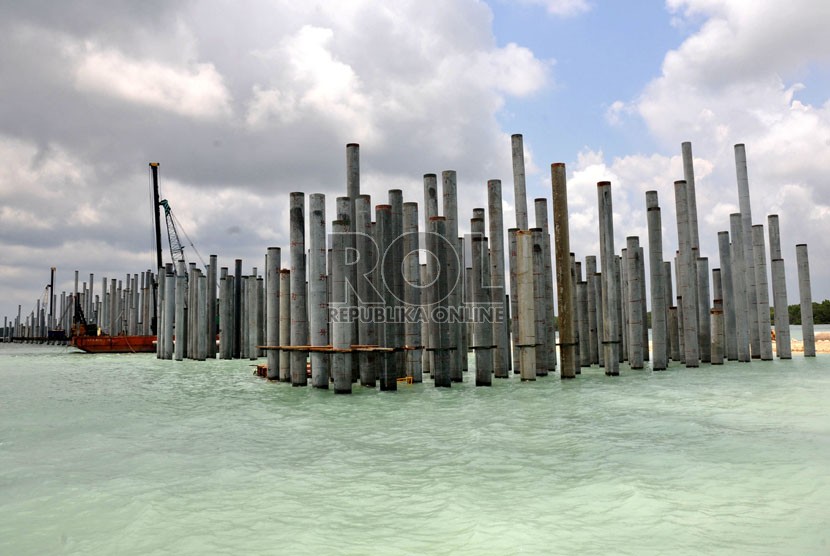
2;0;829;323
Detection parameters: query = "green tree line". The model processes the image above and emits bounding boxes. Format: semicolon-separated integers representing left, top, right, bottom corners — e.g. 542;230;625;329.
774;299;830;325
643;299;830;328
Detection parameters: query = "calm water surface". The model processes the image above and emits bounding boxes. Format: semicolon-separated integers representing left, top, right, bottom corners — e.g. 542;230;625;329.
1;336;828;555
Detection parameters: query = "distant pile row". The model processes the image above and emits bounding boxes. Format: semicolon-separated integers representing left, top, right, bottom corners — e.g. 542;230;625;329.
3;137;819;391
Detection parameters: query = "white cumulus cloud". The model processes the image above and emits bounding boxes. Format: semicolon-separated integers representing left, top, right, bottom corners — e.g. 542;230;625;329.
74;42;232;120
615;0;830;297
516;0;592;17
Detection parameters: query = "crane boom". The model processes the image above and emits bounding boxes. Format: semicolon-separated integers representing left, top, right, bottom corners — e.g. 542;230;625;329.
148;162;204;276
159;199;185;264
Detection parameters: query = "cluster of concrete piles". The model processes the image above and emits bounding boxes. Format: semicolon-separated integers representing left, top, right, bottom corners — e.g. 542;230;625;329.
4;139;819;373
3;269;158;343
242;139;818;392
652;142;819;365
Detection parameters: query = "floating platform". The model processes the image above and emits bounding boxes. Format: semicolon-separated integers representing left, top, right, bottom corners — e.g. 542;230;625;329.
71;335;156;354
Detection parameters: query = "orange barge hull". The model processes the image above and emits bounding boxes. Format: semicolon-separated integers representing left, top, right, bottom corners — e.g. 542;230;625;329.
72;335;157;354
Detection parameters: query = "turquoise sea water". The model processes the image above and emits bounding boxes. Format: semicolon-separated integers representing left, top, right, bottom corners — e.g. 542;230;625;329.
1;332;829;556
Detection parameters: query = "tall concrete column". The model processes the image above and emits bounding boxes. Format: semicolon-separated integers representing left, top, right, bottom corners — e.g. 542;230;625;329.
717;231;738;360
132;274;140;335
626;237;644;369
674;180;699;367
615;264;626;364
128;276;137;335
713;269;723;316
346;144;360;359
676;295;686;363
233;259;242;358
712;268;724;366
420;263;431;376
487;179;509;377
464;259;475;367
257;274;265;358
639;252;654;362
597;181;620;375
174;264;186;361
586;256;599;365
796;244;815;356
346;143;360;216
61;292;67;338
331;220;352;394
573;256;584;368
681;142;700;252
139;271;150;336
531;228;548;375
195;273;207;361
576;280;590;368
141;272;150;337
279;270;291;381
207;255;217;358
663;261;674;359
73;270;79;333
735;144;761;358
240;275;250;360
511;134;529;230
423;174;438;377
769;214;783;357
336;196;359;382
100;276;107;334
535;198;557;373
387;190;406;380
355;194;378;386
646;191;667;369
508;228;519;373
768;215;791;359
109;278;118;337
593;271;604;367
620;250;629;363
253;270;263;357
751;225;773;360
638;253;648;362
214;270;223;358
468;268;479;366
147;270;156;337
682;142;701;355
770;258;791;358
162;267;175;359
516;230;536;381
121;279;130;336
309;193;330;388
222;269;233;360
471;228;493;385
265;249;281;378
711;308;725;365
188;265;198;358
551;164;576;378
440;173;463;382
289;192;308;386
730;214;751;362
429;216;452;387
376;204;398;391
696;257;711;363
423;174;439;227
87;273;94;328
187;270;198;358
403;202;422;382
